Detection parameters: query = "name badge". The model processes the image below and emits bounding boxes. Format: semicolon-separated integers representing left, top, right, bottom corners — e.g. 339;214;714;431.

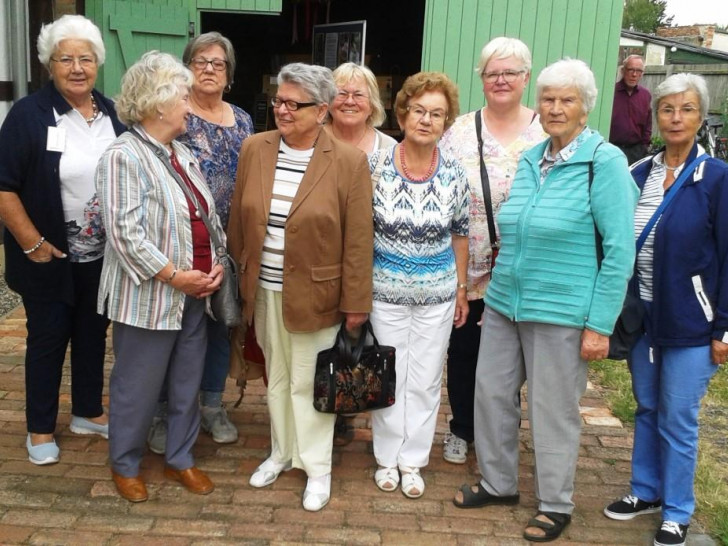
46;126;66;152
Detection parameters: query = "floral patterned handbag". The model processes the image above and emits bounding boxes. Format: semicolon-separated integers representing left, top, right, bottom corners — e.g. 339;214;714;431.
313;320;396;414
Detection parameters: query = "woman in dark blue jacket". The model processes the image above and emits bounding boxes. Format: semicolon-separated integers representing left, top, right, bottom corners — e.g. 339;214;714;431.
604;73;728;546
0;15;125;466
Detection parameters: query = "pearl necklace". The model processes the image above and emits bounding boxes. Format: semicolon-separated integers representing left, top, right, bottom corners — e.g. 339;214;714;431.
399;141;438;182
85;94;99;124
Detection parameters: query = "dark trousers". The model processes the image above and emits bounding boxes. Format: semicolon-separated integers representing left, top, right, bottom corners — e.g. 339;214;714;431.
23;259;109;433
446;298;485;443
617;142;649;166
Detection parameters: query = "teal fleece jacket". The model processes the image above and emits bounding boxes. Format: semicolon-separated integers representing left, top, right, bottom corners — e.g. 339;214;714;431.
485;131;639;335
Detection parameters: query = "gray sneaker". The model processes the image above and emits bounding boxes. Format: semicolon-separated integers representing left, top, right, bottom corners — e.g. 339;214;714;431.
443;432;468;464
147;415;167;455
200;405;238;444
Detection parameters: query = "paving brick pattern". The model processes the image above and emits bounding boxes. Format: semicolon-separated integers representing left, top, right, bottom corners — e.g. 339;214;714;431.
0;306;713;545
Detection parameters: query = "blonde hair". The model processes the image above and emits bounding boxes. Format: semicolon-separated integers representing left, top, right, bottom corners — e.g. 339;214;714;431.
331;62;387;127
115;51;193;126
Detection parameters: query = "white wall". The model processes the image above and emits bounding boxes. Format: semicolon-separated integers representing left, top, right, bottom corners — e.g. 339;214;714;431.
646;43;666;66
0;3;11;125
712;32;728;53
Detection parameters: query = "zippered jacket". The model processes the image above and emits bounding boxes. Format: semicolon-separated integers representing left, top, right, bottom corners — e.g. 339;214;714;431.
486;131;639;335
631;142;728;347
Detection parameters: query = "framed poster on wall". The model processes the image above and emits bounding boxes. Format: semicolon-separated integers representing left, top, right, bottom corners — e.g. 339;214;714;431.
312;20;366;68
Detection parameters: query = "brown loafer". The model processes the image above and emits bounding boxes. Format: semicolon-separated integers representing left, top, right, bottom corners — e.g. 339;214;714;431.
111;471;148;502
164;466;214;495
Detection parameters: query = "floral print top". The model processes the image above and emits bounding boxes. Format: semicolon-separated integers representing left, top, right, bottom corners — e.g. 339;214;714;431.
178;104;254;229
440;109;546;300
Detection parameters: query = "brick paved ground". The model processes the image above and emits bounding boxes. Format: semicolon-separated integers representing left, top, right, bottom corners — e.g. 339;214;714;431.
0;306;715;545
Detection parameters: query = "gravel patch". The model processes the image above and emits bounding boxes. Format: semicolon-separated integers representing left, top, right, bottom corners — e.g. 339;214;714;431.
0;273;21;319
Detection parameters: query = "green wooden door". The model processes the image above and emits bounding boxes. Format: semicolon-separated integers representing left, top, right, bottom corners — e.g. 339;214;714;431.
421;0;624;136
88;0;282;97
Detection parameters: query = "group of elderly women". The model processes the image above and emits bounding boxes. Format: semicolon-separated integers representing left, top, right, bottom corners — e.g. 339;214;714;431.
0;11;726;545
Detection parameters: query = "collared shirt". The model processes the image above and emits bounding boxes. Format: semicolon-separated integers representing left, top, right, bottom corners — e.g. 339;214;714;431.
609;80;652;147
539;127;593;182
96;125;225;330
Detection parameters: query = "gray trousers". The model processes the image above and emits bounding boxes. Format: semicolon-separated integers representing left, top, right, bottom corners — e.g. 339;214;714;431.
109;297;207;477
474;305;587;514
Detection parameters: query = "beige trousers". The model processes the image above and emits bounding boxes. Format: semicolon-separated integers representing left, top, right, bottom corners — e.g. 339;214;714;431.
254;287;338;477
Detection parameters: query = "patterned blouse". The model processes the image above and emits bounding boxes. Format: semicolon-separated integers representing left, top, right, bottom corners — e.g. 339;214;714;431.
440;109;545;300
369;146;469;306
178;104;253;229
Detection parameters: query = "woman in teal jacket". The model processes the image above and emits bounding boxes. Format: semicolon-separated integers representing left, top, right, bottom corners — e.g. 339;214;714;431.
453;59;638;542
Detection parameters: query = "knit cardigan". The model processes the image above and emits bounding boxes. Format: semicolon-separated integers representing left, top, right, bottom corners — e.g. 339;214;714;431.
485;130;639;335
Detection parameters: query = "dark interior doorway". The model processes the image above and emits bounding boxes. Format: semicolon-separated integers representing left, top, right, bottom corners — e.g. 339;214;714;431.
200;1;425;128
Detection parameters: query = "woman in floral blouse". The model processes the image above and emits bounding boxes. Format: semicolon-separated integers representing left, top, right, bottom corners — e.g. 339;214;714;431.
439;37;545;465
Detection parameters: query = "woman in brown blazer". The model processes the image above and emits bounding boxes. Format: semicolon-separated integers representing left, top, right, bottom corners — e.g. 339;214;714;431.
227;62;373;512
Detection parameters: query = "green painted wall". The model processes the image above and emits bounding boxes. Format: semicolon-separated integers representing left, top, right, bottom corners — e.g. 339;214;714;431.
88;0;281;97
421;0;624;136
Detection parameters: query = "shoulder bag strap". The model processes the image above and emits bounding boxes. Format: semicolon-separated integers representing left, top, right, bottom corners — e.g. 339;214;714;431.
370;147;388;192
474;110;498;253
129;129;225;254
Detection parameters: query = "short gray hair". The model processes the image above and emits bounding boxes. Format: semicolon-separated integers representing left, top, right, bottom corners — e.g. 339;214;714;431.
330;62;386;127
37;14;105;68
653;73;709;119
536;58;598;114
115;51;193;126
277;63;336;105
182;32;236;89
476;36;532;75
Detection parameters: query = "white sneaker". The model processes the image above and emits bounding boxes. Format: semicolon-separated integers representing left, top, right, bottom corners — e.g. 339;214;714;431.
200;405;238;444
303;473;331;511
443;432;468;464
249;457;292;488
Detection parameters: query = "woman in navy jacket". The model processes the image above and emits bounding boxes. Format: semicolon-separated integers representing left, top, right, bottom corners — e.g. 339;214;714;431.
0;15;125;465
604;73;728;546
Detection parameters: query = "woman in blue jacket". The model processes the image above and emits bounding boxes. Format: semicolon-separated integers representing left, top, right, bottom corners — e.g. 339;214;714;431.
453;59;638;542
604;74;728;546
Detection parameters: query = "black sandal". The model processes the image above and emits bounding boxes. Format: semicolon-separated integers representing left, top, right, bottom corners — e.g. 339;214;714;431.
523;511;571;542
452;482;520;509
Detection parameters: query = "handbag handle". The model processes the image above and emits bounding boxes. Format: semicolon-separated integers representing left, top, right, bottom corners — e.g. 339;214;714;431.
333;320;382;365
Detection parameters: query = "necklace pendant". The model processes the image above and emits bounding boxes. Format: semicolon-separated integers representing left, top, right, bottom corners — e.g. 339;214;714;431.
195;209;202;218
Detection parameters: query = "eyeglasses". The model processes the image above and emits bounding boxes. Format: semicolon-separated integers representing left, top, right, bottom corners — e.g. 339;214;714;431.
271;97;318;111
625;68;644;74
50;56;96;68
407;105;448;123
335;90;370;103
482;69;525;84
189;57;228;71
657;105;700;118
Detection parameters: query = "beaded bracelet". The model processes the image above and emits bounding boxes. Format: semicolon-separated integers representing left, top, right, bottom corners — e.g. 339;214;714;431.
23;237;45;255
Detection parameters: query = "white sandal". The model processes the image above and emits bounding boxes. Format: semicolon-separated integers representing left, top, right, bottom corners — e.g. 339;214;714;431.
399;466;424;499
249;457;292;488
374;467;400;492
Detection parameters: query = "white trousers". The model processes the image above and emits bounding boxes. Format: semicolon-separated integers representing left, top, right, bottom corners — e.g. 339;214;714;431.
254;288;338;478
370;299;455;469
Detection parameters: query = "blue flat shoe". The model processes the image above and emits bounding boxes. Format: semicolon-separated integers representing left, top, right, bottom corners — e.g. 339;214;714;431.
70;415;109;439
26;434;60;465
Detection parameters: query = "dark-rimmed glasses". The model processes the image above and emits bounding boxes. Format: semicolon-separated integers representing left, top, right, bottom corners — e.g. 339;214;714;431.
189;57;228;71
271;97;318;111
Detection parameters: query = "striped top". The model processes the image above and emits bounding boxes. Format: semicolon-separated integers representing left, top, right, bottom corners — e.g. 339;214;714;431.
95;126;225;330
634;147;704;302
259;139;314;290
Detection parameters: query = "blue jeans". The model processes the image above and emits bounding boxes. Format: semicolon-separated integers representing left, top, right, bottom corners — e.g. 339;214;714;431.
629;303;717;524
199;316;231;401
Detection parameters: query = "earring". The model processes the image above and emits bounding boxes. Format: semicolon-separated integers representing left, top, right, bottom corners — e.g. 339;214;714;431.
159;114;163;120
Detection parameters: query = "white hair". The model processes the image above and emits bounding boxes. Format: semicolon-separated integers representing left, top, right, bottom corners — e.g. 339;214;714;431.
475;36;532;75
115;51;193;126
37;15;105;68
278;63;337;105
536;58;598;113
653;73;709;119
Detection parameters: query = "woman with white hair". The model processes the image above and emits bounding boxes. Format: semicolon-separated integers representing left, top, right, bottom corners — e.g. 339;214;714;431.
227;63;373;511
453;58;638;542
97;51;225;502
439;36;545;465
604;73;728;546
0;14;125;465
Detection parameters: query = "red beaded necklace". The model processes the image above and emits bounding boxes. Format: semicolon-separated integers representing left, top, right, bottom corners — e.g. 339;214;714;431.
399;141;438;182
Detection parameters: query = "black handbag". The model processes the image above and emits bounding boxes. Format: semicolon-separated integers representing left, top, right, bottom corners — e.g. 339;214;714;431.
130;129;242;328
313;320;396;414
